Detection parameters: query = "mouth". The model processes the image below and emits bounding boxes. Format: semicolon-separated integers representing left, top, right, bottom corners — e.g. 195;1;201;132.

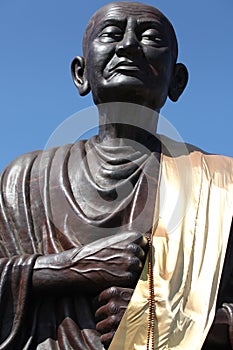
103;58;145;81
108;60;141;74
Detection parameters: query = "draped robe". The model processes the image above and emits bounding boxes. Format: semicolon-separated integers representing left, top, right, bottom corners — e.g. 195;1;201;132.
0;135;233;349
0;135;160;349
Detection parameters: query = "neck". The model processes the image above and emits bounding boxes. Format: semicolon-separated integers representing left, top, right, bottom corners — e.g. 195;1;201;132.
97;102;159;148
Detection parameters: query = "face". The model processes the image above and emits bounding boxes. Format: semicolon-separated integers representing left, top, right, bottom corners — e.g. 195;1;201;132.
84;3;176;110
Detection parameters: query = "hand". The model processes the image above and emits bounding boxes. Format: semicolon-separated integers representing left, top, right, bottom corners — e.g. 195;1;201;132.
70;231;148;293
95;287;134;349
33;231;148;295
204;304;233;348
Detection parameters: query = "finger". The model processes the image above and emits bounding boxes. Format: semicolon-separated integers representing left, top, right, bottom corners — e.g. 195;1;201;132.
97;287;134;310
127;243;146;260
98;287;120;305
100;331;115;350
95;304;108;322
127;255;143;273
96;315;119;334
95;301;120;322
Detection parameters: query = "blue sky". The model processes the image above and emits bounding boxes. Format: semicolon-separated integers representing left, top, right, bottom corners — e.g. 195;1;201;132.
0;0;232;171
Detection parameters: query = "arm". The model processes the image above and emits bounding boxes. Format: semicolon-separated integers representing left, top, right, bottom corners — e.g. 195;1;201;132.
32;231;148;295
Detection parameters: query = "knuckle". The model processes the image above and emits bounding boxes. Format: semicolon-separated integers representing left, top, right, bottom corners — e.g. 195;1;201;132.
127;242;138;253
129;242;147;263
108;286;118;297
125;271;136;285
108;314;117;327
128;242;145;258
108;301;119;315
128;255;141;270
99;286;118;303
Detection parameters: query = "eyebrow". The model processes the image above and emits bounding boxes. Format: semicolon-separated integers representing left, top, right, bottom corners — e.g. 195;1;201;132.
96;18;127;30
137;17;164;28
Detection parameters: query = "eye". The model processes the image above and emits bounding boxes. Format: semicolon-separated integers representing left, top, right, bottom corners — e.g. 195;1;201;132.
141;29;163;45
99;26;123;43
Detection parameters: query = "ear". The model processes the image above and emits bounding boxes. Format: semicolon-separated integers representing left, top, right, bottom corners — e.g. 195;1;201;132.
168;63;189;102
71;56;90;96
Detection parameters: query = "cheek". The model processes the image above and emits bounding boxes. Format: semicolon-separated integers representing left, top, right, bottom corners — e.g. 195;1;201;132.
145;47;172;76
149;65;159;77
87;43;115;73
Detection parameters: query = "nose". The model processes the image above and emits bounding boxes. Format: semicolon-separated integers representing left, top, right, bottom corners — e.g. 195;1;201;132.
116;30;142;57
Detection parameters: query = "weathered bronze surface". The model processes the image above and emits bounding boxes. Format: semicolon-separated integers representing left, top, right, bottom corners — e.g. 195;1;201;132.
0;2;232;349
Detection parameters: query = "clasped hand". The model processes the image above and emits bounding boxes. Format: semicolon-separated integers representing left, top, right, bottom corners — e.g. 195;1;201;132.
70;231;148;291
33;231;148;348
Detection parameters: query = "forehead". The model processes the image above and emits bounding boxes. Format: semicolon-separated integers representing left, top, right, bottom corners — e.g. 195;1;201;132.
93;3;167;28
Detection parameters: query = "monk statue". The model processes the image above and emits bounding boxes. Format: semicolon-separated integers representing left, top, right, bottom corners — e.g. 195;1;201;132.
1;2;233;349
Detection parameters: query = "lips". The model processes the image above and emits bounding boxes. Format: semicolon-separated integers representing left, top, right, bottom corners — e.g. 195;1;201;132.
109;61;140;72
103;60;142;81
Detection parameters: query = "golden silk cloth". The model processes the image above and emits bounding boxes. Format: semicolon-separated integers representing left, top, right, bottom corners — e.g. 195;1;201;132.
110;146;233;350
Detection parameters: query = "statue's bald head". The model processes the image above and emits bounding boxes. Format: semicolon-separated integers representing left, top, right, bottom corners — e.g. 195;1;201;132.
82;2;178;62
72;1;188;107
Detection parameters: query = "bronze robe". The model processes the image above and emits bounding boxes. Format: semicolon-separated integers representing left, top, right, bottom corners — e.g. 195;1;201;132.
0;135;160;349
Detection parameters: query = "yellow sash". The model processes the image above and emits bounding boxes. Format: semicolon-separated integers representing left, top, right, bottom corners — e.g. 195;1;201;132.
110;147;233;350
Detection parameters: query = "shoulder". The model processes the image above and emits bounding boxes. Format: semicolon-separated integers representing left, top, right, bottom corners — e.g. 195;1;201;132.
159;134;233;184
0;145;66;192
0;150;43;190
0;140;88;191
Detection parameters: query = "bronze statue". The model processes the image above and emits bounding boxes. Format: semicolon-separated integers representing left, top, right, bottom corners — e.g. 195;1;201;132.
0;2;233;349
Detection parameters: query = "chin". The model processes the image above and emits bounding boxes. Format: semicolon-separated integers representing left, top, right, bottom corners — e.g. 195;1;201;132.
91;75;164;108
100;77;146;101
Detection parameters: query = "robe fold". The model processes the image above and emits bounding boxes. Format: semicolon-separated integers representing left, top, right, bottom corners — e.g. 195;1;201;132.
0;134;233;349
0;135;160;349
